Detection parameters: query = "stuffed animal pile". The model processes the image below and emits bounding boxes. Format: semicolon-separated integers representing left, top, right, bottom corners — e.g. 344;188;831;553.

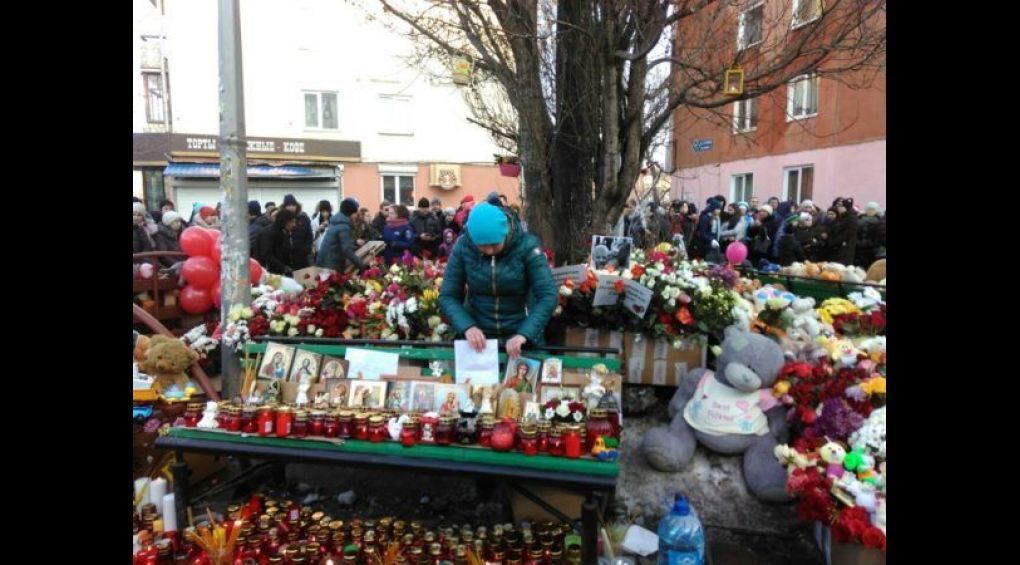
782;261;871;284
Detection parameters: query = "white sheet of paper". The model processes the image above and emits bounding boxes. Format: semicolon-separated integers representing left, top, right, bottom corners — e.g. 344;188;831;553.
344;347;400;381
454;339;500;385
621;524;659;557
592;275;622;307
551;264;589;286
622;278;654;318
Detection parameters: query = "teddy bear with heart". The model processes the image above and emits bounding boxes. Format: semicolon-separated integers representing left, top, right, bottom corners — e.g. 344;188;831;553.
641;325;793;502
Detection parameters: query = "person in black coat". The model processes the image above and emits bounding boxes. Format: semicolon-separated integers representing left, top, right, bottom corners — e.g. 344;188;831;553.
827;197;859;265
855;201;882;268
256;209;297;276
776;215;807;266
133;202;157;264
281;194;313;270
247;200;272;251
411;197;443;259
372;201;392;237
152;211;185;267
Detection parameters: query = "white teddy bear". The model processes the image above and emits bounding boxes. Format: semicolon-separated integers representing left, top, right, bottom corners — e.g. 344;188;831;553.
789;297;823;338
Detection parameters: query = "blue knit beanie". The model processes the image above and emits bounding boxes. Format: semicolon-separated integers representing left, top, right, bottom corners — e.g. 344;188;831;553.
465;202;509;245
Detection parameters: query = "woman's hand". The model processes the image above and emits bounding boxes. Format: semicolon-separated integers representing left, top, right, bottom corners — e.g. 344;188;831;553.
506;334;527;359
465;326;487;352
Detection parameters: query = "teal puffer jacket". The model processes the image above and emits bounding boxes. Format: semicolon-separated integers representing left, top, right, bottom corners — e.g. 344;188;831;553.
438;212;557;344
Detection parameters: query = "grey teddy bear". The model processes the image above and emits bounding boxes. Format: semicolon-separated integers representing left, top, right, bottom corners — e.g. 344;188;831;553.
641;325;792;502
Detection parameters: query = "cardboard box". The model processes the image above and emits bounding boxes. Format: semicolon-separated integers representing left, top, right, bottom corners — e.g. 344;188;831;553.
509;484;586;523
623;333;707;387
563;327;625;358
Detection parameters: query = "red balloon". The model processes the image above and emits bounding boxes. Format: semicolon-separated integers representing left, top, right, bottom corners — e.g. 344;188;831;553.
211;280;222;309
180;285;213;315
249;258;263;284
210;237;223;264
180;226;214;257
182;256;220;289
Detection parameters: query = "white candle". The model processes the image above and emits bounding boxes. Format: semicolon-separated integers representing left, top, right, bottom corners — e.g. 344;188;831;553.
149;478;167;516
134;477;151;513
162;493;178;532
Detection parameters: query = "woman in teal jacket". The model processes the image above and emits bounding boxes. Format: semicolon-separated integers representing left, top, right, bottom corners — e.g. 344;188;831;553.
438;202;557;358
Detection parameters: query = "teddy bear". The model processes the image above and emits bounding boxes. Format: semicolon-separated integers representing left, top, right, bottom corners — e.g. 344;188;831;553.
133;332;151;366
641;325;793;502
141;335;200;401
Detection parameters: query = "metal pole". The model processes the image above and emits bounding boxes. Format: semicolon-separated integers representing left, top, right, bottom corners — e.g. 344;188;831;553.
218;0;250;400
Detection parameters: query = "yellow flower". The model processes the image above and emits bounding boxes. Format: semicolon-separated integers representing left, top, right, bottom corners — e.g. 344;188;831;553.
860;376;886;396
773;380;790;398
817;309;833;325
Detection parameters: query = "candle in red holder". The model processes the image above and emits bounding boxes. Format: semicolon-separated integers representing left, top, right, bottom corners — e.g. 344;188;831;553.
490;419;516;452
536;421;551;453
225;406;242;432
240;406;257;434
547;427;565;456
337;411;354;439
563;425;582;458
400;419;419;447
257;405;275;436
368;416;387;443
477;418;495;448
420;414;440;444
183;402;203;427
585;408;615;450
275;407;294;438
292;410;309;438
519;427;539;456
323;412;340;438
435;416;455;446
309;410;326;436
353;413;371;440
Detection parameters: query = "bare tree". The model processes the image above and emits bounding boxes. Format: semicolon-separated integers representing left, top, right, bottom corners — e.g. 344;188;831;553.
367;0;885;264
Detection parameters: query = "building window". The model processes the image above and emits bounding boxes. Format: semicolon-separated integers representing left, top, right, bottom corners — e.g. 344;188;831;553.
731;173;754;203
382;174;415;207
783;165;814;202
304;91;339;130
142;169;167;212
787;74;819;120
792;0;823;28
378;94;413;136
733;98;758;133
737;3;764;50
143;72;167;124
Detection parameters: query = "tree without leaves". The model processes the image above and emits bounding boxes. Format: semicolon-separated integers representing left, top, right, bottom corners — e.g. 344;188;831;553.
368;0;885;264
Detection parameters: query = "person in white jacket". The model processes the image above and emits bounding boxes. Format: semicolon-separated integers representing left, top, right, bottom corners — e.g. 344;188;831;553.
719;202;750;245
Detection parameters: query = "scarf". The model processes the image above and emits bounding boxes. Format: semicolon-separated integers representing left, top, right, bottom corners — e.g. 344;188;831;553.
387;217;410;229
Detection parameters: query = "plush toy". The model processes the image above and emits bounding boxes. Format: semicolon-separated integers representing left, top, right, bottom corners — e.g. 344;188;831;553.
134;333;151;366
789;297;823;338
804;262;822;278
848;287;884;312
141;335;200;401
196;401;219;428
774;444;816;475
866;259;886;283
842;266;867;283
819;441;847;479
784;262;807;277
641;325;792;502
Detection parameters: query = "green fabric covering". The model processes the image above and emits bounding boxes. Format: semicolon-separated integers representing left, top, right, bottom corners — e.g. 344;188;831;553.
756;274;886;301
167;427;619;477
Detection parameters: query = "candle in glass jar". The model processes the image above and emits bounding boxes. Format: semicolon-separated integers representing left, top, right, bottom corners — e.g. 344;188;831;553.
419;414;439;444
547;428;565;456
275;407;294;438
400;419;419;447
563;425;582;458
368;416;387;443
257;405;275;436
292;410;309;438
519;427;539;456
240;407;257;434
309;410;326;436
353;413;371;440
323;412;340;438
435;416;455;446
337;411;354;439
477;418;495;448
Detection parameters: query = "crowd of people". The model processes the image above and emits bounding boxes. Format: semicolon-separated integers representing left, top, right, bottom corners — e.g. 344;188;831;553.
133;191;524;276
616;194;886;269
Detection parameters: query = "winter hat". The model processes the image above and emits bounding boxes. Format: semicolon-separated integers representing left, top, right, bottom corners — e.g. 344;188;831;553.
443;207;456;216
282;194;299;207
486;191;502;206
461;194;475;205
736;202;749;211
200;206;217;218
759;204;774;215
162;211;182;226
340;197;359;217
784;214;801;227
465;202;509;245
418;197;431;209
248;200;262;217
431;197;442;207
800;199;814;210
133;202;147;215
866;201;880;212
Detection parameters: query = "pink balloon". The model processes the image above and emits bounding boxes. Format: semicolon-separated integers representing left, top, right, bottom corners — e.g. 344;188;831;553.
210;237;223;264
249;258;263;284
180;226;214;257
725;241;748;265
181;256;220;289
180;285;213;315
211;280;222;309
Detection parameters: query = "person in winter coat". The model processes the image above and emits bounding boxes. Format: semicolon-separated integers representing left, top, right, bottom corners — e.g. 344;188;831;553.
439;202;557;358
443;207;458;235
855;201;882;268
613;200;637;237
776;215;807;266
719;202;750;249
316;197;364;273
410;197;443;259
766;201;795;242
454;195;476;233
430;198;447;233
133;202;157;262
281;194;313;270
695;199;723;259
248;201;272;251
311;200;333;256
746;205;772;265
438;228;457;260
827;197;859;265
256;208;297;276
381;204;417;265
153;211;184;267
372;201;392;236
191;205;220;230
795;212;825;262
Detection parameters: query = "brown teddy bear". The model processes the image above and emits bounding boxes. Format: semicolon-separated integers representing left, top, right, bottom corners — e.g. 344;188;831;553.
141;335;200;400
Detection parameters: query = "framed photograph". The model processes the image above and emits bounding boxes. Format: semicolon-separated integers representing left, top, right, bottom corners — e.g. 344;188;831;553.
348;380;387;409
258;343;295;380
496;387;522;420
386;381;413;412
541;358;563;385
522;401;542;422
322;378;351;407
471;385;497;414
590;235;633;271
289;349;323;384
502;357;541;394
540;386;580;404
434;384;471;415
320;356;347;380
410;381;436;413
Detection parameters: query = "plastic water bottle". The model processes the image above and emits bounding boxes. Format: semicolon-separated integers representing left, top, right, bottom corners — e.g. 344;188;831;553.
657;494;706;565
